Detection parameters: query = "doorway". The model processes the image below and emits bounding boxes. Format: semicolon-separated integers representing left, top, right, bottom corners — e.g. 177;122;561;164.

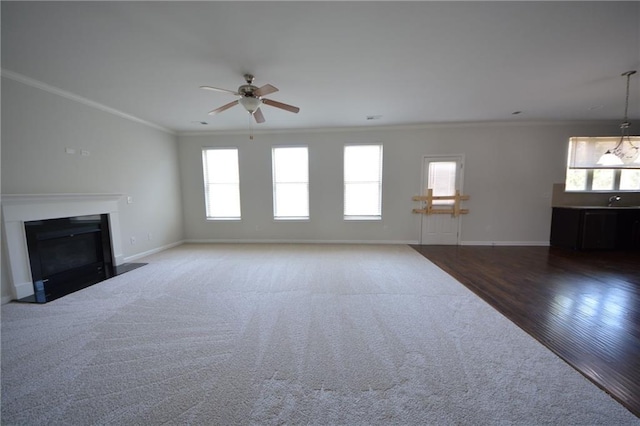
420;155;464;245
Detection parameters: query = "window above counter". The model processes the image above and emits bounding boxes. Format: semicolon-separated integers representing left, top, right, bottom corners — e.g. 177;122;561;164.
566;137;640;192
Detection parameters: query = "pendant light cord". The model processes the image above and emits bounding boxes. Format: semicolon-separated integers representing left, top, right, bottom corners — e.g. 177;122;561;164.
622;71;633;125
618;71;637;151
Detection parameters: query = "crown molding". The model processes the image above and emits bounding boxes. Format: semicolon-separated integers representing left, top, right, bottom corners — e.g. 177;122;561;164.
1;193;124;205
1;69;175;135
178;119;619;138
2;68;617;139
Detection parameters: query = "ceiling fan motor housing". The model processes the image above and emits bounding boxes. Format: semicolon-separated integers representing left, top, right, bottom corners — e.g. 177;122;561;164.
238;85;258;97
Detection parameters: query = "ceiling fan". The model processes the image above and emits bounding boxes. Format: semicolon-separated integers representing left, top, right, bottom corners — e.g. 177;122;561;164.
200;74;300;123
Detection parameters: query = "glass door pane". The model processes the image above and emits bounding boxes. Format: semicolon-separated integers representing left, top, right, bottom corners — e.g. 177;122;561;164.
428;161;457;205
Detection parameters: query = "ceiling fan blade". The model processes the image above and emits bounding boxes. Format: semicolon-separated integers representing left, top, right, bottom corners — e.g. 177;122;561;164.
253;84;278;97
262;98;300;114
208;100;239;115
200;85;239;95
253;108;266;124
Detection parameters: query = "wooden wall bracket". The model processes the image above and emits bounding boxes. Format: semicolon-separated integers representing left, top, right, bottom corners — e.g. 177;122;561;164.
412;189;470;217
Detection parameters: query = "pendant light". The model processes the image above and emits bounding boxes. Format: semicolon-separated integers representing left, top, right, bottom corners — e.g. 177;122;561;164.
597;70;639;165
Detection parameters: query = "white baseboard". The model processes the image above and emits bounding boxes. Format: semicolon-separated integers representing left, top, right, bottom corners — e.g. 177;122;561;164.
185;239;420;245
460;241;550;246
2;295;14;305
11;280;35;300
123;240;185;263
185;239;549;246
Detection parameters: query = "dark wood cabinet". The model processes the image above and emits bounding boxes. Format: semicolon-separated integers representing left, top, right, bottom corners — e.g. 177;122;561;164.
551;207;640;250
550;208;583;249
616;210;640;249
580;210;617;249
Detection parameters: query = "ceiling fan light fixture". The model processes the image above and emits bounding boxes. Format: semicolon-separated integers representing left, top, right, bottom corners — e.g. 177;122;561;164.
201;74;299;135
239;96;262;113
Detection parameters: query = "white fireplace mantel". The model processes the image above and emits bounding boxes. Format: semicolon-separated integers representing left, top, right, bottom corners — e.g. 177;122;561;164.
1;193;125;300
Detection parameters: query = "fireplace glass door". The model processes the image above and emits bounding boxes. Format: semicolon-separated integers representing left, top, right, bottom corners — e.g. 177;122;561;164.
24;214;114;302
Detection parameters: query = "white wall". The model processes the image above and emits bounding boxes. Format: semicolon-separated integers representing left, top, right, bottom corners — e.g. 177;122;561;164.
1;76;184;301
0;72;622;302
178;121;619;245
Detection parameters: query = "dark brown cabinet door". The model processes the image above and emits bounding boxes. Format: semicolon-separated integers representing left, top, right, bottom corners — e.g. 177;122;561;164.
581;211;617;249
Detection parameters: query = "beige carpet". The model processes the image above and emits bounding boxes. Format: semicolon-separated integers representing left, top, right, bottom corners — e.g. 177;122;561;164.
2;244;638;425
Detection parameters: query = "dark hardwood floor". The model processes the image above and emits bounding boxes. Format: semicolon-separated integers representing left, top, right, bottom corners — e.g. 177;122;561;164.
411;245;640;418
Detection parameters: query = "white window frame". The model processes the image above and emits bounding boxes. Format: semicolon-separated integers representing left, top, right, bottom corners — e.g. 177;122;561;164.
202;147;242;220
272;146;310;221
343;144;383;221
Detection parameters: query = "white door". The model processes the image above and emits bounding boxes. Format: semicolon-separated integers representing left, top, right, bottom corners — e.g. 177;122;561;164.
420;155;464;245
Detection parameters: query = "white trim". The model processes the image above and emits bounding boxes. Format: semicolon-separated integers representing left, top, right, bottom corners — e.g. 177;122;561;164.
179;120;619;137
1;193;125;300
419;154;466;245
1;69;618;138
460;241;550;246
2;296;14;305
1;69;175;135
1;193;124;205
343;216;383;221
123;241;185;263
186;239;420;245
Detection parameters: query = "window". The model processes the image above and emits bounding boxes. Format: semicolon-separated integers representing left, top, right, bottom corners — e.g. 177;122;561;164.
565;137;640;192
344;144;383;219
272;146;309;220
428;161;457;205
202;148;241;220
620;169;640;190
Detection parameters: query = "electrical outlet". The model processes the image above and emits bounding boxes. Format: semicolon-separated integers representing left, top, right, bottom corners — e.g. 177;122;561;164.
81;150;90;156
127;196;133;204
65;147;76;154
147;233;153;241
130;236;136;245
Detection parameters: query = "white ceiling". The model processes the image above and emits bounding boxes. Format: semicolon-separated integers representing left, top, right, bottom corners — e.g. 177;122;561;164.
2;1;639;134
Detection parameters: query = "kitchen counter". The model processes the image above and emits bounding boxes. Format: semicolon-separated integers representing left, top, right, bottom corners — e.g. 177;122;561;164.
554;205;640;210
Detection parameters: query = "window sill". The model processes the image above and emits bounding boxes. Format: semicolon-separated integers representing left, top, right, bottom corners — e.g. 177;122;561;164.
344;216;382;221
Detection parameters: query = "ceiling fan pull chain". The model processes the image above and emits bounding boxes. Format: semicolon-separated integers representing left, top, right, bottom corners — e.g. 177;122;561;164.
249;113;254;140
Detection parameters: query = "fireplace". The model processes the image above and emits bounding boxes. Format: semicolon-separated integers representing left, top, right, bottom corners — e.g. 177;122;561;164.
24;214;115;303
1;193;126;302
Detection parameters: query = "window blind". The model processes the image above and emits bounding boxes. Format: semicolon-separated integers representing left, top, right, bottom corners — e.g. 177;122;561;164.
568;136;640;169
272;146;309;219
202;148;241;219
428;161;457;205
344;144;383;219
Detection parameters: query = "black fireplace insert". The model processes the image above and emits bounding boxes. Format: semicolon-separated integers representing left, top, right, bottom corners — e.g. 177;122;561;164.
24;214;115;303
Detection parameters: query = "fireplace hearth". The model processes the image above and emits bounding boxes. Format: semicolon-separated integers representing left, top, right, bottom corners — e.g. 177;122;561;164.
24;214;115;303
